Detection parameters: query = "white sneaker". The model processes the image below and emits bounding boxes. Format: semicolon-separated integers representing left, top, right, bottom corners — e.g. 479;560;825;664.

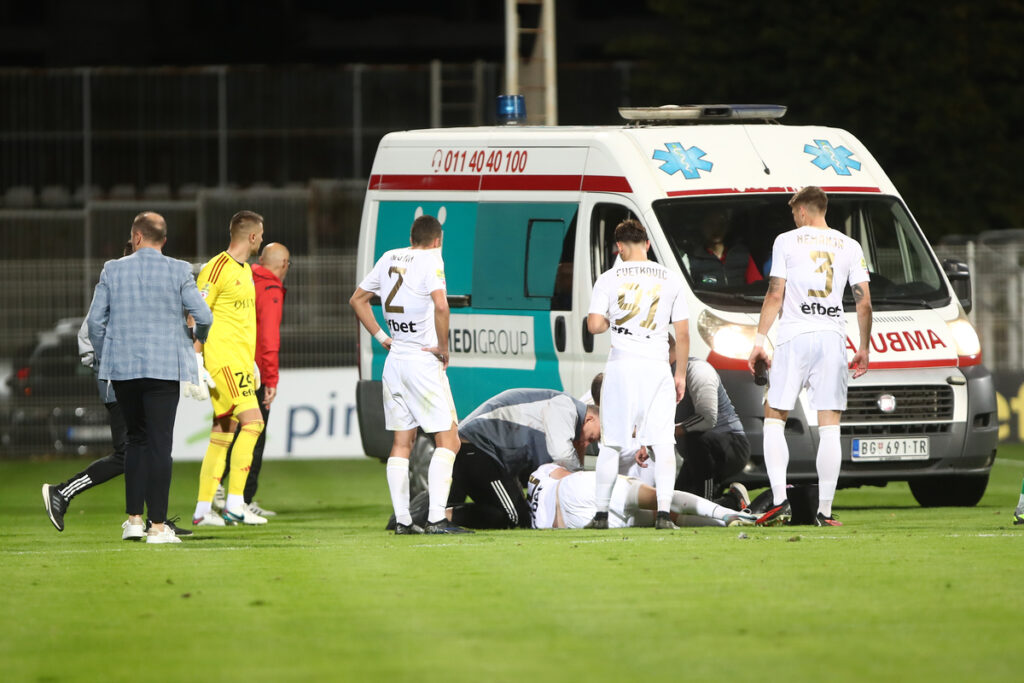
121;519;145;540
247;501;277;517
192;511;227;527
146;525;182;544
223;505;267;525
212;484;226;511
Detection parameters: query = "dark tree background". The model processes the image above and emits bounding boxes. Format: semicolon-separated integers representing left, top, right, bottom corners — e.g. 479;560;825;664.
609;0;1024;239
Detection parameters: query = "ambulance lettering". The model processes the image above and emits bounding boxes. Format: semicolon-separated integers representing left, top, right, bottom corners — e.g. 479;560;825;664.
846;330;947;354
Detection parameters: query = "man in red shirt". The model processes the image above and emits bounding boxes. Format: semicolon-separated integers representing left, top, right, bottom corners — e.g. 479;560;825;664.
222;242;290;517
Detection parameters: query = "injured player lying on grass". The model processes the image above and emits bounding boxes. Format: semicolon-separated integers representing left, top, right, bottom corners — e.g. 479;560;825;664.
525;463;763;529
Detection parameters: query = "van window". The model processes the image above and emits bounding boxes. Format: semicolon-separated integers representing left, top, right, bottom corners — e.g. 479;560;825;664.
473;203;578;310
589;203;650;280
653;194;951;312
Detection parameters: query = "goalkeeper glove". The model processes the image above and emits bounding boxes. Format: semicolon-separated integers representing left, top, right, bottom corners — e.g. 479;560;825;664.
185;352;216;401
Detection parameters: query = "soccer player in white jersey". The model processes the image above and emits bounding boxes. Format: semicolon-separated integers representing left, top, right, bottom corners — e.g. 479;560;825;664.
527;463;758;529
584;219;690;530
748;187;873;527
350;214;471;535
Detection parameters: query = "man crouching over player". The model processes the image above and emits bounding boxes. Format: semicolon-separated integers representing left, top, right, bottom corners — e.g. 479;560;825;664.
350;214;471;535
527;463;760;529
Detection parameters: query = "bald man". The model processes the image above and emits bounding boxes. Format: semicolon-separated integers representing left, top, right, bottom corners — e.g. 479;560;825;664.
222;242;290;516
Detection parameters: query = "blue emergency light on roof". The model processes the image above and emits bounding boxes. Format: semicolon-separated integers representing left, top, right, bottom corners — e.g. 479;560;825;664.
618;104;787;123
497;95;526;124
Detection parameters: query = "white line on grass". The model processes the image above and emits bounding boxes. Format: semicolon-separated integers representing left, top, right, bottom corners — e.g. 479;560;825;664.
2;545;261;556
995;458;1024;468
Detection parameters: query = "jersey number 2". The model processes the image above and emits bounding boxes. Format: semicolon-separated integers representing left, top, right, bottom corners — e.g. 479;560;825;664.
384;266;406;313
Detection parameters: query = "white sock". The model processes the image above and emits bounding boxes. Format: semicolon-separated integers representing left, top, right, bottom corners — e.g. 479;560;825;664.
816;425;841;517
427;447;457;524
671;490;728;521
763;418;789;505
594;445;620;512
651;443;677;513
386;457;412;526
1017;492;1024;513
226;493;244;513
193;500;211;519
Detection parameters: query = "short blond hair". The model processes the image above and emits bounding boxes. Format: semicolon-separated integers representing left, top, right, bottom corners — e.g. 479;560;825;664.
789;186;828;214
229;210;264;241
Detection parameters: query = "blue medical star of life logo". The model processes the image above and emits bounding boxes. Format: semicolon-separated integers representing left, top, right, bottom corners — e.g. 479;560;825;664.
804;139;862;176
652;142;713;179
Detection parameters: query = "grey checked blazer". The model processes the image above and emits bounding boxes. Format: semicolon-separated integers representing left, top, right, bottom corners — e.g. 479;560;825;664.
87;247;213;382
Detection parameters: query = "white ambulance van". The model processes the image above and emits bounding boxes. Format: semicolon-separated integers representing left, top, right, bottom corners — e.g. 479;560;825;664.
354;104;998;507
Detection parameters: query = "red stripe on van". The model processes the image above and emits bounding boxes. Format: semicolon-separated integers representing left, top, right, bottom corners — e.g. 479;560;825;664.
480;174;583;191
368;173;632;193
368;174;481;191
706;351;750;372
666;186;882;197
706;350;960;372
581;175;633;193
867;359;958;369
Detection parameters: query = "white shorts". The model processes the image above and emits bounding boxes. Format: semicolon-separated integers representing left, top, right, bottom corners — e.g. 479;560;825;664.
381;354;458;433
766;332;849;412
600;357;676;448
558;472;634;529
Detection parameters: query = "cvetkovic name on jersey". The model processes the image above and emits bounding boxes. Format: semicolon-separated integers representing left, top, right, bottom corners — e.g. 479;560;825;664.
614;265;667;279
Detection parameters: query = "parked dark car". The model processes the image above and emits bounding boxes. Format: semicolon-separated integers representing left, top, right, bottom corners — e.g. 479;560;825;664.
1;318;111;455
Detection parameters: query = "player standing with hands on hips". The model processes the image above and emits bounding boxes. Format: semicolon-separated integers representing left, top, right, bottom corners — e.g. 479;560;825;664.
748;187;873;527
350;214;471;535
584;219;690;530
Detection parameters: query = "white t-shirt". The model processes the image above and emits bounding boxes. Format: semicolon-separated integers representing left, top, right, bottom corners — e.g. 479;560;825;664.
358;247;447;360
527;463;562;529
769;226;869;345
588;260;688;362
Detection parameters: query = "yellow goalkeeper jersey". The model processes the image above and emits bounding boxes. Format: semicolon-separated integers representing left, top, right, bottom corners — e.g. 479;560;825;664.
197;251;256;370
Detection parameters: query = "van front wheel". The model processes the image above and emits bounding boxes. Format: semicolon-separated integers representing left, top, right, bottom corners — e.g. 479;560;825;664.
908;473;989;507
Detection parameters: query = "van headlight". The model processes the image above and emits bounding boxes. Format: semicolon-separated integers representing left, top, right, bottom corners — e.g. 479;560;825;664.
947;315;981;362
696;310;762;359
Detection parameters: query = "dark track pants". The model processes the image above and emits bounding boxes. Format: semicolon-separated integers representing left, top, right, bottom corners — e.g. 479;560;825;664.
113;378;179;524
55;401;127;501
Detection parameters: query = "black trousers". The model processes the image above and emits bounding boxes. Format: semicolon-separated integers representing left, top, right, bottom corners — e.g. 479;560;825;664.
56;401;128;500
446;444;532;529
674;430;751;500
112;378;179;523
224;385;270;503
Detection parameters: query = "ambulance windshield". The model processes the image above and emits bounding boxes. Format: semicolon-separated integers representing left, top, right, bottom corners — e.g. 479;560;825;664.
653;194;951;312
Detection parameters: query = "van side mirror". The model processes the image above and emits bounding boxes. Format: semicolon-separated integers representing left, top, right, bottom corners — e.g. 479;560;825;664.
943;259;972;314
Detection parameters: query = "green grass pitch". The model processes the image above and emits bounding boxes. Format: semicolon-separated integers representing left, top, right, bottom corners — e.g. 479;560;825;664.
2;448;1023;682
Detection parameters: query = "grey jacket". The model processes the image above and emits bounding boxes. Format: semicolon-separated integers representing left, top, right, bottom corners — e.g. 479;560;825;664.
86;247;212;382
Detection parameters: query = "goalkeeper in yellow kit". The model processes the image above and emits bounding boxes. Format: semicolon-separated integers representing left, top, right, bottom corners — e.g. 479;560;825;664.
190;210;267;527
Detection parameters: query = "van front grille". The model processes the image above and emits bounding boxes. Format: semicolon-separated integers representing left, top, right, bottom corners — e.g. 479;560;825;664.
842;385;954;424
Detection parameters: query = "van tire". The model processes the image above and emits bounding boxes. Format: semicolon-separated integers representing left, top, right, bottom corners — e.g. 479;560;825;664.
908;474;989;508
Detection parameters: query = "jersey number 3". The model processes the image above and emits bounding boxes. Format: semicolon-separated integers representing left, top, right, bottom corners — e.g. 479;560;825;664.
615;283;661;329
385;266;406;313
807;251;835;298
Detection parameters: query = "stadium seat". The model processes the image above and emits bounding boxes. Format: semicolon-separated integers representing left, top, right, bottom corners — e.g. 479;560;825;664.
142;183;172;200
177;183;202;200
73;184;104;204
108;184;137;200
3;186;36;208
40;186;73;208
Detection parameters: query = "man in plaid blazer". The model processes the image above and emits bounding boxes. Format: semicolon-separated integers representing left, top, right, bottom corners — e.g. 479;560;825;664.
86;212;212;544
